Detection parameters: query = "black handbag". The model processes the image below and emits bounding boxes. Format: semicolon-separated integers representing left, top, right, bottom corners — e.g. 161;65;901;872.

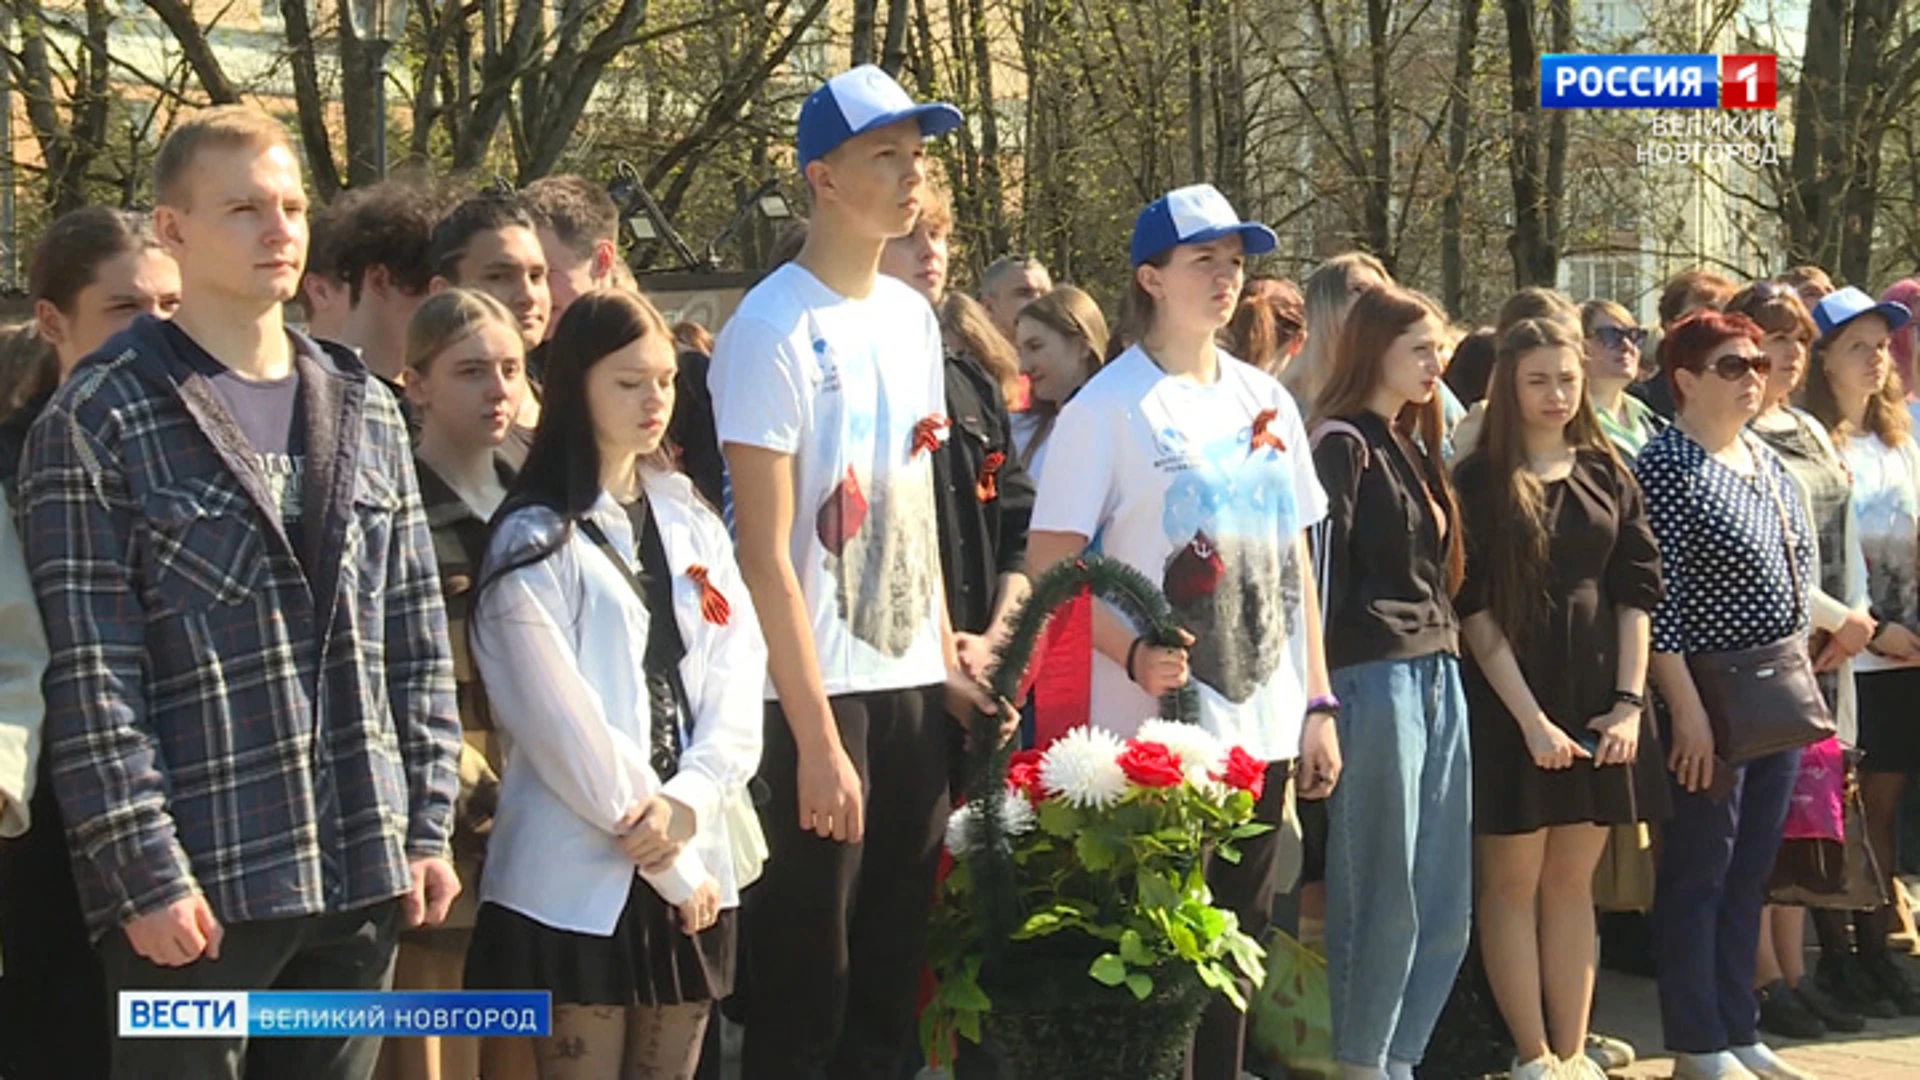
1684;437;1835;765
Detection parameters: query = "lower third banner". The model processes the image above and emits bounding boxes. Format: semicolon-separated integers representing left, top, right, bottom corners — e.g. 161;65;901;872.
118;990;552;1037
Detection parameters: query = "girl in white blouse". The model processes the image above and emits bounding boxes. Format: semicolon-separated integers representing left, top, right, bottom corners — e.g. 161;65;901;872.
465;289;766;1080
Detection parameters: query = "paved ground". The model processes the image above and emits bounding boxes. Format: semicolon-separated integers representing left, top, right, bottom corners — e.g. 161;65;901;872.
1593;955;1920;1080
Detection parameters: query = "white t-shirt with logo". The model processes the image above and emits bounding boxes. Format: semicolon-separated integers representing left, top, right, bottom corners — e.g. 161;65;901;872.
709;264;949;698
1030;346;1329;761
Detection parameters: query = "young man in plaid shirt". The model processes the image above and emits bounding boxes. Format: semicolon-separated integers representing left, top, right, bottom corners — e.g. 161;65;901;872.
18;107;462;1080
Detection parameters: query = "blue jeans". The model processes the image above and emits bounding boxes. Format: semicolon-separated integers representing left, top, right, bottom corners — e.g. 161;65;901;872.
1654;746;1799;1054
1325;653;1473;1070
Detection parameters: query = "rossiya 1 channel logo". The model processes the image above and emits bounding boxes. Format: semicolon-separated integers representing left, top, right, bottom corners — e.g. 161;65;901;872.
1539;54;1777;110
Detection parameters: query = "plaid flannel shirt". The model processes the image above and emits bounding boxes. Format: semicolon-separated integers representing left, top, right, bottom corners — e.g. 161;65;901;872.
19;316;460;939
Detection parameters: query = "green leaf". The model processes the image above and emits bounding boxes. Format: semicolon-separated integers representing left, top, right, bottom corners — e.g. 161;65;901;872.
1037;799;1082;837
1017;910;1062;936
1197;960;1232;992
1138;869;1179;910
1215;844;1243;864
948;977;992;1011
1075;831;1117;872
1125;971;1154;1000
1119;928;1153;966
1089;952;1128;986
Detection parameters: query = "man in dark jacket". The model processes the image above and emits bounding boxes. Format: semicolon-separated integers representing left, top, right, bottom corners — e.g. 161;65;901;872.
18;106;462;1080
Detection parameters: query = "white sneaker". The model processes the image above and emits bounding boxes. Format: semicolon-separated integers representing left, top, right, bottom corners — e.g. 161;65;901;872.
1730;1043;1817;1080
1561;1053;1609;1079
1585;1031;1636;1069
1386;1063;1416;1080
1672;1051;1760;1080
1510;1055;1559;1080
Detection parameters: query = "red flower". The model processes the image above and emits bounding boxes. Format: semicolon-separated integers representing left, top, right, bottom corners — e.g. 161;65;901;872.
1118;740;1186;789
1005;748;1046;802
1212;746;1267;801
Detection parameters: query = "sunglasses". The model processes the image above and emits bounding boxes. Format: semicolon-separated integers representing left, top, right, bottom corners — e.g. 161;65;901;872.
1701;353;1772;380
1591;325;1647;350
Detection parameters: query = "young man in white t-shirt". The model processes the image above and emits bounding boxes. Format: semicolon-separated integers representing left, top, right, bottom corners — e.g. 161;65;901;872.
709;65;998;1078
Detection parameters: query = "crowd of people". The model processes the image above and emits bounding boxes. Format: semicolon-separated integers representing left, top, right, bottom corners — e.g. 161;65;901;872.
0;62;1917;1080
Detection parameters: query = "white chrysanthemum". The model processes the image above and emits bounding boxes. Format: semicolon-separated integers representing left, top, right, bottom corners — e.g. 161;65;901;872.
1136;719;1224;784
999;789;1037;836
944;802;979;856
944;792;1035;857
1039;725;1129;809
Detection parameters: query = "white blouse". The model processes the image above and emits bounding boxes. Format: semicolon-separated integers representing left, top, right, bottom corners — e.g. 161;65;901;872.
471;469;767;935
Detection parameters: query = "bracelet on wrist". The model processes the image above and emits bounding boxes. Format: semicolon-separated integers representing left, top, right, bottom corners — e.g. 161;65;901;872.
1305;693;1340;720
1611;689;1645;710
1125;637;1147;684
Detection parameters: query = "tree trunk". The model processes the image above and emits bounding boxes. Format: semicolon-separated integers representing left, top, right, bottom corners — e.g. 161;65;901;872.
880;0;910;73
1441;0;1479;315
1209;0;1247;208
338;2;384;189
1364;0;1393;264
1543;0;1569;279
1503;0;1553;286
281;0;342;198
8;0;113;211
965;0;1006;253
1185;0;1205;184
1786;0;1847;269
140;0;241;104
851;0;877;66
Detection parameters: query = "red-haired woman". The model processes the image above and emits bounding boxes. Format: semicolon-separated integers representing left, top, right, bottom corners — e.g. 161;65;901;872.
1636;311;1818;1080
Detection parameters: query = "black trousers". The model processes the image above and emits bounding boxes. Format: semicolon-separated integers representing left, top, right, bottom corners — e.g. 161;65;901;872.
98;899;401;1080
1188;758;1292;1080
739;685;950;1080
0;779;111;1080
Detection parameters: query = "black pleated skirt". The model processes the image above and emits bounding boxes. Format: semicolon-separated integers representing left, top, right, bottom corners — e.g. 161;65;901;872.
464;877;735;1007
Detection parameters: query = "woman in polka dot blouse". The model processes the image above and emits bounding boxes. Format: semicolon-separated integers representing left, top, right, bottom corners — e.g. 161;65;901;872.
1634;310;1817;1080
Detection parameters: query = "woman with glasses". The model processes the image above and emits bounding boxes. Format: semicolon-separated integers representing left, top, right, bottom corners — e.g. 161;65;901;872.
1636;311;1817;1080
1800;286;1920;1020
1730;282;1875;1041
1581;301;1664;461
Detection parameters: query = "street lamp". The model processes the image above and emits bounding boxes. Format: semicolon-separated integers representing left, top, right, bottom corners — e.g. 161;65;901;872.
706;179;793;270
607;162;702;268
607;164;797;274
348;0;409;178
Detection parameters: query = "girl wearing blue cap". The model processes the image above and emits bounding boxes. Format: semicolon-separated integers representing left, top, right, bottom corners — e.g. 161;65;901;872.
1309;283;1470;1080
1026;183;1343;1080
1802;286;1920;1020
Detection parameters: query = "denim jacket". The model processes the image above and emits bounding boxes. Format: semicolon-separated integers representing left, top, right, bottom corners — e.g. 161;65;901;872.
19;315;461;939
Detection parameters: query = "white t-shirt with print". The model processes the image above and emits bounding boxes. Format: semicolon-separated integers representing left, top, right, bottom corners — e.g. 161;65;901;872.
1844;431;1920;673
709;264;949;698
1030;346;1330;761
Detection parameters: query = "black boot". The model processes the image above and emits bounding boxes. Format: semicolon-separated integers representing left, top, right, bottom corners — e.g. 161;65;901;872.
1794;975;1867;1033
1865;952;1920;1016
1815;952;1898;1020
1757;978;1827;1039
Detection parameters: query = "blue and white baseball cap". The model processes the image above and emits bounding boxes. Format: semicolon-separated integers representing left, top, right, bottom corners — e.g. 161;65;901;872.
1129;184;1277;267
1813;285;1913;338
796;65;964;168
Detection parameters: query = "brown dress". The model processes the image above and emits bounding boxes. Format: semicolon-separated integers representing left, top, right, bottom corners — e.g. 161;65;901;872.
1455;449;1672;835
